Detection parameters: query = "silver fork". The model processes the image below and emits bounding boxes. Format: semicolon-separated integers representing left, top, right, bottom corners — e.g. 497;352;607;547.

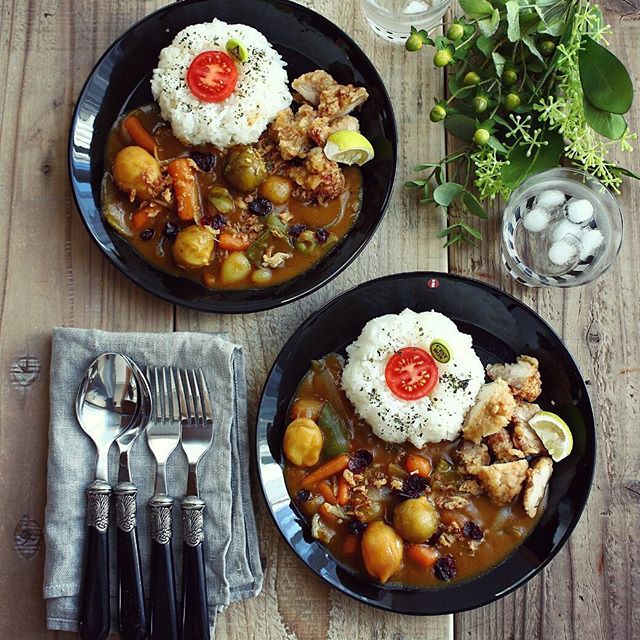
146;366;181;640
177;369;215;640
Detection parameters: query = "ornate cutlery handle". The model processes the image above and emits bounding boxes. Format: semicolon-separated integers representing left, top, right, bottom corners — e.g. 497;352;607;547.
149;494;179;640
79;480;111;640
181;496;209;640
115;482;147;640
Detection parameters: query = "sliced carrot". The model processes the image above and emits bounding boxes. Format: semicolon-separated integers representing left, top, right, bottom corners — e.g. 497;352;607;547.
316;481;336;505
218;232;250;251
406;544;439;570
168;157;202;222
405;454;431;478
342;534;359;556
131;201;164;231
337;477;350;506
123;115;157;154
319;502;339;525
301;454;350;490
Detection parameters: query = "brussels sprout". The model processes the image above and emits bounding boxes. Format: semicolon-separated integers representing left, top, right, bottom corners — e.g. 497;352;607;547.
171;225;214;270
223;146;267;192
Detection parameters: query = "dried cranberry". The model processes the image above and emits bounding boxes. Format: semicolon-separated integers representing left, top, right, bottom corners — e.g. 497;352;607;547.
295;489;311;503
434;555;457;581
395;474;428;499
248;197;273;216
348;520;368;535
139;229;154;241
348;450;373;474
164;222;179;240
190;151;216;172
315;227;329;243
289;223;307;238
211;213;228;229
462;521;484;541
427;527;443;546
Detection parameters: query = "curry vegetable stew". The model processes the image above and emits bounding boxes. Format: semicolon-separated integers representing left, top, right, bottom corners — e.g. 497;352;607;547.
283;310;565;586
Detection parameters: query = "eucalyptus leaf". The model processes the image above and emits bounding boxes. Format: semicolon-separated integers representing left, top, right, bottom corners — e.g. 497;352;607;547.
523;35;545;64
478;9;500;37
462;223;483;239
614;165;640;180
583;99;627;140
540;16;564;36
433;182;465;206
405;180;427;188
462;191;488;219
459;0;494;20
437;223;462;238
443;234;462;248
444;114;477;141
476;35;494;58
579;35;633;115
492;51;507;77
501;129;564;188
506;0;521;42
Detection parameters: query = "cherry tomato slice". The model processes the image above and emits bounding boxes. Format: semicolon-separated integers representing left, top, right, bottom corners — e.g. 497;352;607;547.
186;50;238;103
384;347;439;401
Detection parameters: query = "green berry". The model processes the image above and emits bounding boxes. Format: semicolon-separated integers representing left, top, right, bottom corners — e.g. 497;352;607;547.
472;95;488;114
463;71;481;86
504;93;521;111
502;68;518;87
539;40;556;56
433;49;452;68
446;24;464;42
473;128;490;146
405;33;423;52
430;105;447;122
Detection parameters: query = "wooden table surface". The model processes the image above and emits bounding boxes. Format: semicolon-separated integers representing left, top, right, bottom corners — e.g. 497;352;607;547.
1;1;638;638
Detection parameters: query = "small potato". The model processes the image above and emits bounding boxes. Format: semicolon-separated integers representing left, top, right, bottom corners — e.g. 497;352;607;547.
393;496;440;543
220;252;252;285
283;418;323;467
250;267;273;286
258;175;293;205
113;146;162;200
361;521;403;583
171;225;214;270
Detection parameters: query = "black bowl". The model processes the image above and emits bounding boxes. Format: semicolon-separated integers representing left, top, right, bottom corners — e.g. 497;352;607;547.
69;0;397;314
256;272;595;615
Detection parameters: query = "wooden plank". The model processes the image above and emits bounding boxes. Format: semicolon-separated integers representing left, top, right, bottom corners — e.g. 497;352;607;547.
0;0;173;638
176;2;451;639
446;8;640;640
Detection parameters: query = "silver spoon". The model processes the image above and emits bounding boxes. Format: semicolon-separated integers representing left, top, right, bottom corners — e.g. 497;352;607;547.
114;356;151;640
75;353;139;640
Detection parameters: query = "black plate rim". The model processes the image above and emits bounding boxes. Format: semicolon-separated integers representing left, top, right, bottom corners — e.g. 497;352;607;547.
67;0;398;314
255;270;596;615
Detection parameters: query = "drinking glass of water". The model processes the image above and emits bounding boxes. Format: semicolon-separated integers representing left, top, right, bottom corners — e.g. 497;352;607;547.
361;0;452;43
501;168;623;288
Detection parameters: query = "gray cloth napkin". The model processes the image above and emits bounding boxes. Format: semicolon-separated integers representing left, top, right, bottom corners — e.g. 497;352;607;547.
43;327;263;634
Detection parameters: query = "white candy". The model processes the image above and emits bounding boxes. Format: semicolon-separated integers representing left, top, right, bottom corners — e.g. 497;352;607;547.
579;228;604;260
522;207;550;232
548;239;578;266
567;198;594;224
551;219;582;242
535;189;565;209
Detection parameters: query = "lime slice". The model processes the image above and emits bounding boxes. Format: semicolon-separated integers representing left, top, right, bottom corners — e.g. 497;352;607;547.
324;131;375;166
528;411;573;462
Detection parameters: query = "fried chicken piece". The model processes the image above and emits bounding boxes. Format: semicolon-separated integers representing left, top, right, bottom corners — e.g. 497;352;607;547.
269;105;316;160
476;460;529;506
317;83;369;118
308;114;360;146
523;456;553;518
292;70;339;105
486;428;525;463
287;147;345;201
511;401;547;456
455;440;490;475
463;379;517;444
486;355;542;402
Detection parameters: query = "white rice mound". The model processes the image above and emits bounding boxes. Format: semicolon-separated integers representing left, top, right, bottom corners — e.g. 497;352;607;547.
151;19;291;147
341;309;485;447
